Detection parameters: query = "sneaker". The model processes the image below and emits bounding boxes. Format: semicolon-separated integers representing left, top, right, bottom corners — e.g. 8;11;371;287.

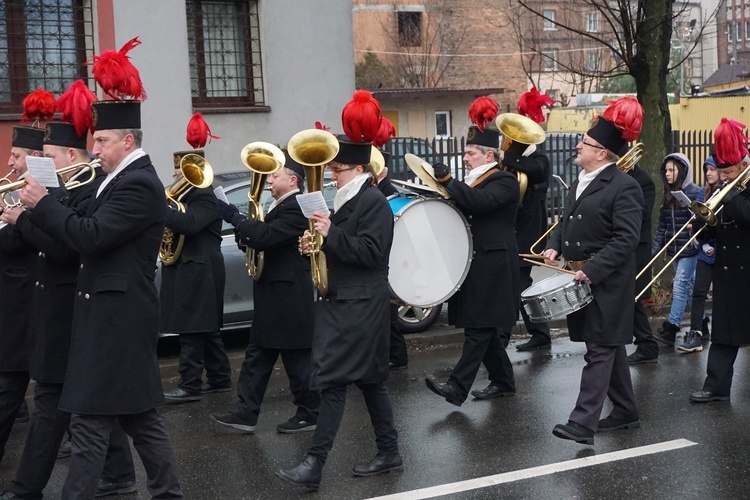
276;416;317;434
94;479;136;497
210;412;256;433
677;330;703;353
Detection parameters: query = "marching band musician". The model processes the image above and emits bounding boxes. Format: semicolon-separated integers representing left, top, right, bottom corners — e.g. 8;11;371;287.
162;114;232;404
690;118;750;403
424;96;520;406
17;38;183;497
213;149;320;434
0;81;138;499
276;91;401;491
543;97;644;445
512;88;555;353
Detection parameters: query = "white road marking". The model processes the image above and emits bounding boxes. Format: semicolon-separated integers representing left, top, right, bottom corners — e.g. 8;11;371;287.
366;439;697;500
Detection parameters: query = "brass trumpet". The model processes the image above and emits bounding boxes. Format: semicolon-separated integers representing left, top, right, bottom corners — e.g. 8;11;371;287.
287;128;340;296
0;162;96;208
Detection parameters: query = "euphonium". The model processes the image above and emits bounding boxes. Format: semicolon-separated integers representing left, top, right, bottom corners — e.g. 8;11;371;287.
616;143;645;173
287;129;340;296
160;153;214;266
495;113;547;200
240;142;285;279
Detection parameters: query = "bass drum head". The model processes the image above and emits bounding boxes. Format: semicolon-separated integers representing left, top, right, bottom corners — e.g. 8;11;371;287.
388;197;472;307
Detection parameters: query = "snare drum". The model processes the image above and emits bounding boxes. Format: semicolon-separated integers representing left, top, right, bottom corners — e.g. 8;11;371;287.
387;193;472;308
521;272;593;322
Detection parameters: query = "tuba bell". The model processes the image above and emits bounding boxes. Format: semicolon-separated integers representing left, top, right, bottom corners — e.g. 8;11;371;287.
240;142;285;280
495;113;547;200
160;153;214;266
287;129;340;296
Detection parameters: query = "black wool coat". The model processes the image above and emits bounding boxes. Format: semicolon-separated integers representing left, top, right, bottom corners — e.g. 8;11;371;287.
160;187;225;334
310;182;393;390
547;164;643;345
234;193;314;349
29;155;166;415
444;167;520;330
628;165;656;301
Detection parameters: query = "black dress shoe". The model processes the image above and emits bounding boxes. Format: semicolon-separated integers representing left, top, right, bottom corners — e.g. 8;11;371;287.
275;455;322;491
200;382;232;394
597;416;641;432
627;350;658;365
553;421;595;445
352;452;404;477
0;490;20;499
690;390;730;403
471;384;515;400
424;378;463;406
57;437;72;459
389;362;408;371
516;338;551;351
163;388;202;404
94;479;137;497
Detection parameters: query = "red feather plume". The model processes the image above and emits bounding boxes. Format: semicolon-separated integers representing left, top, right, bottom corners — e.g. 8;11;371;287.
89;36;147;101
602;96;643;142
56;80;96;136
714;118;748;166
372;117;395;148
186;112;219;149
314;121;331;132
517;87;554;123
21;89;56;122
341;90;382;143
468;96;498;132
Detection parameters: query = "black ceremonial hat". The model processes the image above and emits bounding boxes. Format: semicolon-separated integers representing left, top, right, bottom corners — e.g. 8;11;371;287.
44;121;87;150
333;135;372;165
91;100;141;131
466;125;500;148
281;148;306;182
12;125;45;151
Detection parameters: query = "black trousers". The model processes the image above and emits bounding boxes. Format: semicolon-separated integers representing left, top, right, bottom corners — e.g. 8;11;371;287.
690;260;713;331
306;382;398;465
0;370;30;460
702;342;739;396
9;382;135;499
569;343;639;431
236;344;319;425
632;300;659;357
177;331;232;392
63;409;182;499
388;303;408;366
449;327;515;401
519;266;551;343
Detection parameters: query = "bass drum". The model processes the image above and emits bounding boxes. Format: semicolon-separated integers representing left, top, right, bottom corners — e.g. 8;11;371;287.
388;193;472;308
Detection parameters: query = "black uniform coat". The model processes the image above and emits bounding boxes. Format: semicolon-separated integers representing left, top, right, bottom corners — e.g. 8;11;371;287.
160;187;224;334
14;170;106;383
310;182;393;390
377;175;399;197
628;165;656;301
234;192;314;349
444;167;520;330
0;224;35;372
28;155;166;415
703;189;750;345
547;164;642;345
502;150;550;263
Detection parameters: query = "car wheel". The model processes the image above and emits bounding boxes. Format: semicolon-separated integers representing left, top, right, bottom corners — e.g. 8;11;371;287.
396;302;443;334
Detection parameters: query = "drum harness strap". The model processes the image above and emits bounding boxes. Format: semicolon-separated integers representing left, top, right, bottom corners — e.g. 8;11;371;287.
565;254;595;272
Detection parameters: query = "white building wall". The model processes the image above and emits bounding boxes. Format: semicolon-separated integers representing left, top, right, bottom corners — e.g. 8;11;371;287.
112;0;355;182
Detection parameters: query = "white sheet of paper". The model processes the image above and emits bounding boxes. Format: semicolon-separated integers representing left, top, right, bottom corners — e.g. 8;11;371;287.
214;185;229;204
671;190;692;208
296;191;330;218
25;157;60;188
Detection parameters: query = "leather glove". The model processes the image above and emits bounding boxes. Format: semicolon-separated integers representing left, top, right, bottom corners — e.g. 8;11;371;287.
432;163;451;182
217;199;240;224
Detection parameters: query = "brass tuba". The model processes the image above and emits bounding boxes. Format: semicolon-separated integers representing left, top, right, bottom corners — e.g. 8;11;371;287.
287;129;340;296
240;142;285;279
495;113;547;200
160;153;214;266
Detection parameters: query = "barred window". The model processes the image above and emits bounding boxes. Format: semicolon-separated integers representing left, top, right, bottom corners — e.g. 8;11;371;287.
186;0;265;110
0;0;93;114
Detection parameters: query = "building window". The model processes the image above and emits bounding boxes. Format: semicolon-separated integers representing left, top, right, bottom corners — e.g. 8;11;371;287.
585;12;599;33
186;0;265;109
398;11;422;47
586;50;600;71
746;20;750;40
543;10;555;30
0;0;94;114
542;49;558;72
435;111;451;137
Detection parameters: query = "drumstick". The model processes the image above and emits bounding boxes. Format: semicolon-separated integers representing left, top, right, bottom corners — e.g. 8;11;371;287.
522;258;576;275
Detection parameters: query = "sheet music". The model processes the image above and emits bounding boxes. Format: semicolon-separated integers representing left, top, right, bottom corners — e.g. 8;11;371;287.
671;190;692;208
296;191;330;218
214;185;229;204
25;157;60;188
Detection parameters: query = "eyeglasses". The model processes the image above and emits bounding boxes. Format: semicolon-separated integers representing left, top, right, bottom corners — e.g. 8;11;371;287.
580;140;605;150
328;165;356;174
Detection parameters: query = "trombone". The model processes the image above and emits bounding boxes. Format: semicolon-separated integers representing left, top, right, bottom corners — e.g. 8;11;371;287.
635;162;750;302
0;162;96;208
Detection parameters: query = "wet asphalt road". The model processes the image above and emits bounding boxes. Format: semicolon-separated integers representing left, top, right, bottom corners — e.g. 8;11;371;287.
2;315;750;499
